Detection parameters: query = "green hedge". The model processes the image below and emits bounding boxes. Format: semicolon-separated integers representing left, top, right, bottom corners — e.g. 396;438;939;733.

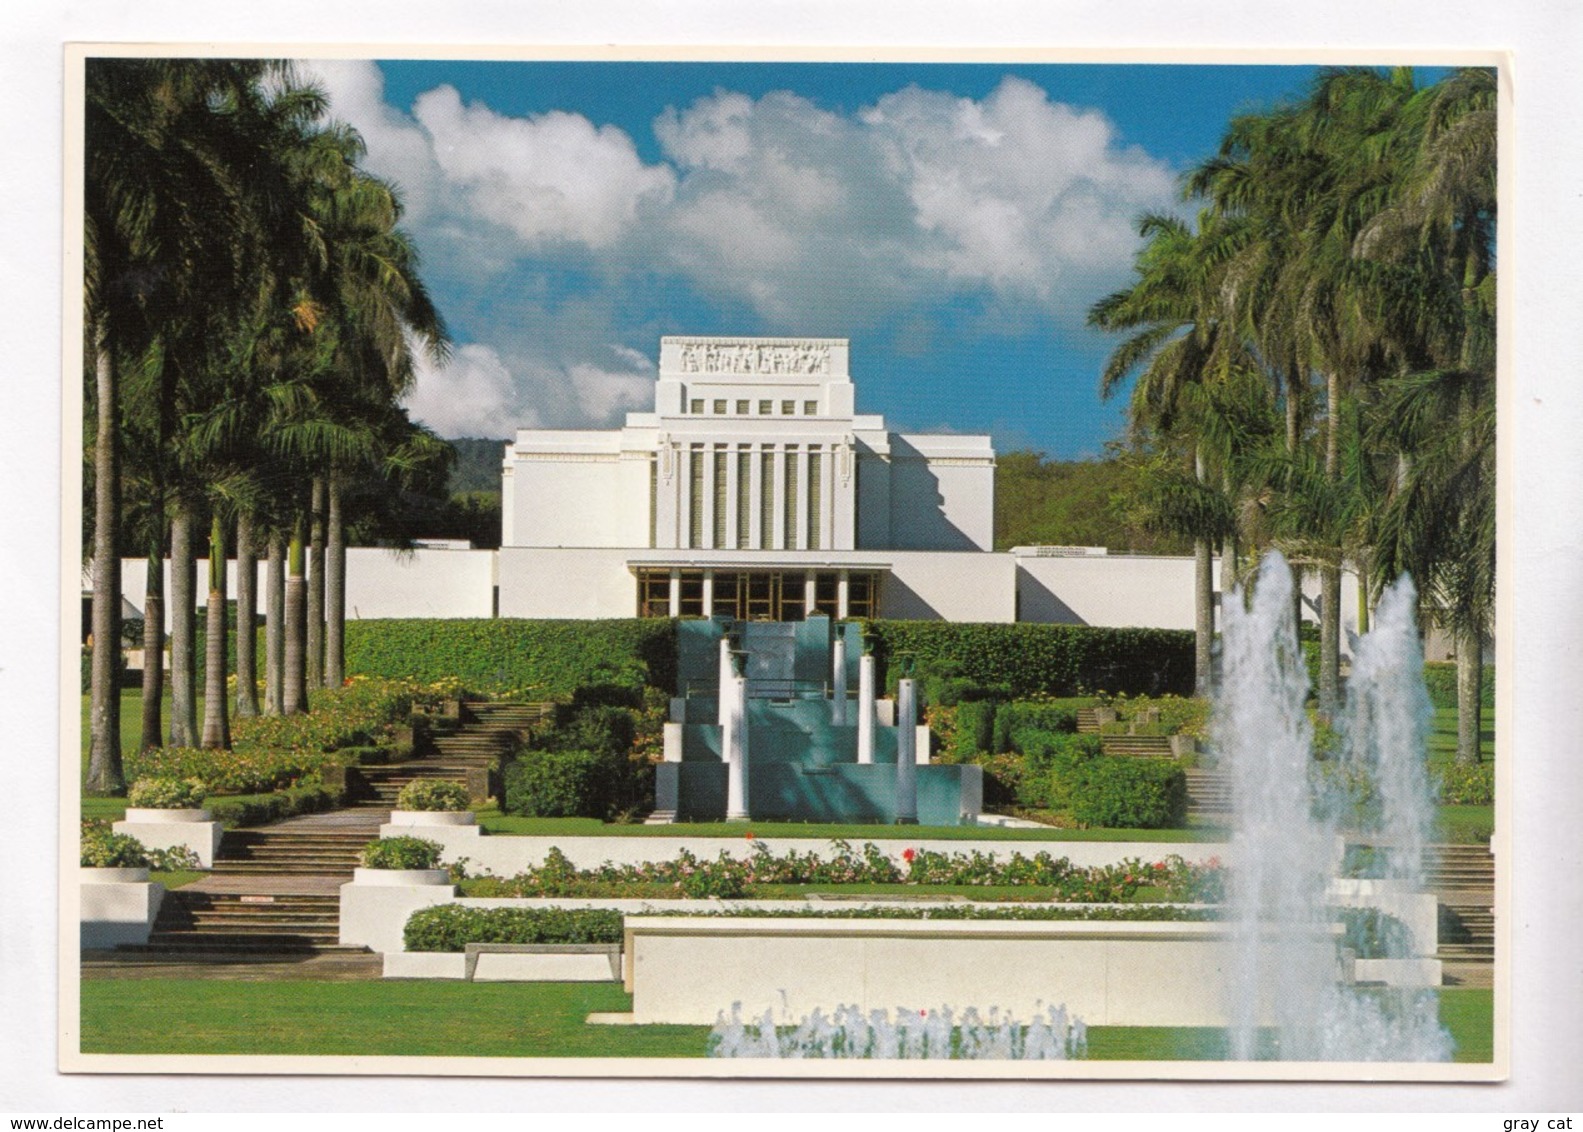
1422;663;1495;710
864;621;1193;699
1068;757;1188;829
343;619;677;698
403;905;623;952
503;749;611;818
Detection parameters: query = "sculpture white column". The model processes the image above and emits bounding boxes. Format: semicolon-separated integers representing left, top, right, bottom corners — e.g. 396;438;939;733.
725;673;750;821
857;654;876;764
837;569;850;620
668;567;681;618
804;570;817;616
701;569;715;619
717;637;734;727
831;633;848;725
895;677;918;824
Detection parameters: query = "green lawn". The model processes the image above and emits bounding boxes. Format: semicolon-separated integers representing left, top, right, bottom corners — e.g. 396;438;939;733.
1428;706;1495;761
78;980;1493;1063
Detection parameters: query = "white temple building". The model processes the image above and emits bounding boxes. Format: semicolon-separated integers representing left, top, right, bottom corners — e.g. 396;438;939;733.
101;334;1379;641
497;336;1004;622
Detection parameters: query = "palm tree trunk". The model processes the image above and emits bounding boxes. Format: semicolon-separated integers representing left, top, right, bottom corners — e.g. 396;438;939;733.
265;531;285;715
1455;629;1484;765
325;474;346;687
1220;470;1239;592
200;512;231;749
307;477;325;690
1193;446;1213;696
1286;364;1304;642
1318;369;1343;719
1195;538;1214;696
139;537;164;751
1356;561;1371;637
85;320;124;794
234;512;259;718
1319;565;1341;718
283;518;308;715
168;504;199;747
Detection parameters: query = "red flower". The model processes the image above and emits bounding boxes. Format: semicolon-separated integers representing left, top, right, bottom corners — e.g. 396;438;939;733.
745;831;754;840
902;848;917;862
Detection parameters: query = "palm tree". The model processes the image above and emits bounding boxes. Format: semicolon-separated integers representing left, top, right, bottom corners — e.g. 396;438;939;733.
1090;210;1253;694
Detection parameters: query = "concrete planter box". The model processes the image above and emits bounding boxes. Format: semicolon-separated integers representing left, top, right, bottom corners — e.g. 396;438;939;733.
80;866;150;883
123;807;211;823
386;810;476;827
1327;878;1440;957
351;867;452;886
114;812;225;868
1092;707;1118;726
1169;735;1198;758
617;916;1345;1027
1353;957;1444;987
81;870;162;948
341;872;458;953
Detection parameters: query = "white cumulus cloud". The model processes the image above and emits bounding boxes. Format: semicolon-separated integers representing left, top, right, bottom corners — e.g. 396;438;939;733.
315;63;1179;432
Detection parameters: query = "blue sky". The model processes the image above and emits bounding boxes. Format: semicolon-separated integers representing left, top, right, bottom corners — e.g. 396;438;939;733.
309;60;1443;458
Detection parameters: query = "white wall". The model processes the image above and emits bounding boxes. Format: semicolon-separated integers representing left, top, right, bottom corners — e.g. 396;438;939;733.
496;547;639;619
882;551;1017;622
111;547;495;629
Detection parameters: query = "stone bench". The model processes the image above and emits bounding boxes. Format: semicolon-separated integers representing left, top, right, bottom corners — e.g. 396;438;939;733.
462;942;621;982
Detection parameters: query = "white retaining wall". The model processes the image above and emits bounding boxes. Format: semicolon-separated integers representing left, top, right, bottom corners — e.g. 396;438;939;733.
620;917;1342;1027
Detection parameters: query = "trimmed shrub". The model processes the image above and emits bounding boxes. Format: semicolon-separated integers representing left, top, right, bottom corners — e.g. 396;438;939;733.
344;618;678;698
81;825;150;868
205;784;343;828
127;777;207;809
395;779;471;812
993;702;1080;752
360;836;443;870
1067;757;1188;829
1013;731;1103;810
1422;663;1495;710
863;621;1194;699
547;704;636;758
503;749;608;818
949;701;996;761
403;905;623;952
1434;759;1495;805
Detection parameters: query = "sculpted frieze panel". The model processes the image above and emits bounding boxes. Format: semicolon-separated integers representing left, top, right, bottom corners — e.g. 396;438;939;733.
678;340;831;377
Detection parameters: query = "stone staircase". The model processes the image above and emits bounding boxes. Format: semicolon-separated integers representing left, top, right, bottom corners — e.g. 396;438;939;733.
354;701;552;809
139;891;351;954
111;702;552;965
1099;734;1175;757
1183;767;1233;823
1425;842;1495;984
211;827;377;876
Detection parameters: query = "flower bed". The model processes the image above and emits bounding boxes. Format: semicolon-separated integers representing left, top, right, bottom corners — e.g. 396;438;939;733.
454;841;1224;903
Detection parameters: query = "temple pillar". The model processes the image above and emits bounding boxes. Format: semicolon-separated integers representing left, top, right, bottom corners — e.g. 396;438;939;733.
725;673;750;821
895;678;918;824
831;633;848;725
857;654;876;764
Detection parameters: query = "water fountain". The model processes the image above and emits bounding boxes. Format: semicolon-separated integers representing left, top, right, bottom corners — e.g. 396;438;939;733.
1218;552;1452;1061
708;1002;1087;1060
703;551;1454;1061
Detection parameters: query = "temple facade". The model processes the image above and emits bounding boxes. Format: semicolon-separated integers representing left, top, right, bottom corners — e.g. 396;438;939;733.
497;336;1000;621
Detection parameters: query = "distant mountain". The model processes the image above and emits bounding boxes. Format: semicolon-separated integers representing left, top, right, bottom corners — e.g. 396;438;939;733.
447;437;509;495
